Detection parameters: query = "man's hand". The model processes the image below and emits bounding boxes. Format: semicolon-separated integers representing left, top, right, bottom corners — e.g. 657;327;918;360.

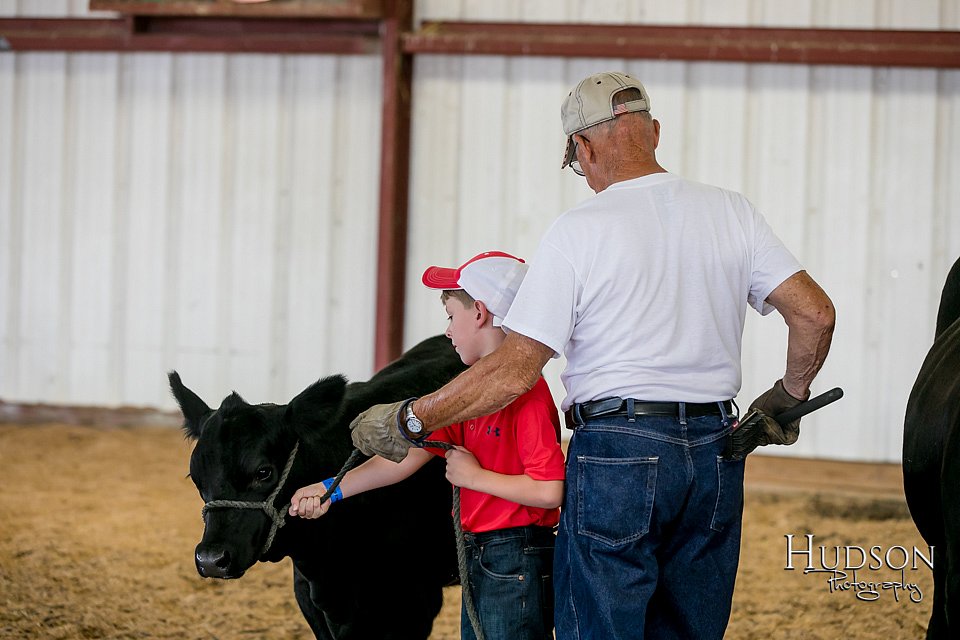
725;379;806;461
349;400;412;463
749;378;806;446
444;446;483;489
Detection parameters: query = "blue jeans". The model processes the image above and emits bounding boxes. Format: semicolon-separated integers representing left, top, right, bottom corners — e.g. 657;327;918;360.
460;525;556;640
554;409;744;640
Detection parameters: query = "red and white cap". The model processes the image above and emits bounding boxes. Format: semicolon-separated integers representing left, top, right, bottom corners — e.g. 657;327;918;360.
421;251;528;327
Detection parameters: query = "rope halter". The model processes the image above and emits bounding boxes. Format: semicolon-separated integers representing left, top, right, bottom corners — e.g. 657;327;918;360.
201;441;300;558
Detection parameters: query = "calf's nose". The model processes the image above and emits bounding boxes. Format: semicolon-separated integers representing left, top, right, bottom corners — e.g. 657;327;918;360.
195;545;232;578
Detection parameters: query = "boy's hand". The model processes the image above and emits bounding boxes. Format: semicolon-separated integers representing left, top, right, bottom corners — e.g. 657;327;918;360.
289;483;334;519
444;446;482;489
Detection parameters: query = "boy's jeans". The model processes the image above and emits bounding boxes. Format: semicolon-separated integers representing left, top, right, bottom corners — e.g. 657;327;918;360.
460;524;556;640
555;411;745;640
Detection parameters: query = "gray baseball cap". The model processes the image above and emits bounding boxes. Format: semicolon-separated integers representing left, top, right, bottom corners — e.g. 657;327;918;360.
561;71;651;169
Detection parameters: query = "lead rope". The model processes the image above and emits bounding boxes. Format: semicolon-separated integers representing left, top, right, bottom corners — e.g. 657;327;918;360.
454;486;484;640
202;442;485;640
419;441;486;640
317;442;485;640
202;441;302;558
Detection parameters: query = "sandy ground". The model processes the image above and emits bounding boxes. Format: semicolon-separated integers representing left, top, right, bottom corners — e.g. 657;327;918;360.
0;424;934;639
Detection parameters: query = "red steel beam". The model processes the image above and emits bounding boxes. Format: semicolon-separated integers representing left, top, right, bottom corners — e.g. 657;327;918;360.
374;0;413;369
404;22;960;69
4;17;957;67
0;16;379;53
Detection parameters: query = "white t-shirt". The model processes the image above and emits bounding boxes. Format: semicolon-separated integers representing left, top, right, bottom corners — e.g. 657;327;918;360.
502;173;802;409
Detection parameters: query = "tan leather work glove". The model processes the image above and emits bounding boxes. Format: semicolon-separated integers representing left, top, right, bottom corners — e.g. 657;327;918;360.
749;379;808;446
349;400;412;463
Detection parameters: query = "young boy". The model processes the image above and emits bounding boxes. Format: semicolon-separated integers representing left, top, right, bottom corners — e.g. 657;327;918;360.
289;251;565;640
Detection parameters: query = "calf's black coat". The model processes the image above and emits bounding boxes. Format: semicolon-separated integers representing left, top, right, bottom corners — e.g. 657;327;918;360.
904;257;960;639
169;335;467;639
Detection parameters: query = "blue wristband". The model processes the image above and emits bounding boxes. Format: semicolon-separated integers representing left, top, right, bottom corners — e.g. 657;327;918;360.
321;478;343;504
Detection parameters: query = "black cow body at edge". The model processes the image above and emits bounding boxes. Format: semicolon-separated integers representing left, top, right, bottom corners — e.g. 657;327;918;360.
169;335;467;640
904;257;960;639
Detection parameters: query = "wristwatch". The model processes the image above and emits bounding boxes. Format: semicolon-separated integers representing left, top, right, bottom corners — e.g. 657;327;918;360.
399;398;425;441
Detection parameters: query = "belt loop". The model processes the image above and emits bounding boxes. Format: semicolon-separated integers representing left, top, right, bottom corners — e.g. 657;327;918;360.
626;398;636;422
717;401;730;427
678;402;687;426
573;403;583;427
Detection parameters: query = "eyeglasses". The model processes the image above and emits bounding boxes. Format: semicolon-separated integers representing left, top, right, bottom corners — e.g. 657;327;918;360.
569;137;586;177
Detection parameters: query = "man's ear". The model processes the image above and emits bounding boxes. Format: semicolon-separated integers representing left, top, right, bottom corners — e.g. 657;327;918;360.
575;133;596;165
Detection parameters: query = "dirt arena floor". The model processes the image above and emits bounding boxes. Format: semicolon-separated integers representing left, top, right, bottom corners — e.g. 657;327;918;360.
0;423;935;639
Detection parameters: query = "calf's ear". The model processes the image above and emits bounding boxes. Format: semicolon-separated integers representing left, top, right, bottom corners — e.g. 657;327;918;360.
219;391;248;411
168;371;214;440
285;375;348;425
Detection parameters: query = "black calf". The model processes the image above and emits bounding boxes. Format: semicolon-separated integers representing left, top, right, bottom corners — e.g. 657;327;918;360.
904;257;960;639
170;335;467;639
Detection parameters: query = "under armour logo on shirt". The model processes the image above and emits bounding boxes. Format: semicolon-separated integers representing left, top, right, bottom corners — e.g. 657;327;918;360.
486;425;501;437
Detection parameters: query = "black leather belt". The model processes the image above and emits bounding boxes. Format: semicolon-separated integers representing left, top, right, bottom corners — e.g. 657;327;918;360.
564;397;733;430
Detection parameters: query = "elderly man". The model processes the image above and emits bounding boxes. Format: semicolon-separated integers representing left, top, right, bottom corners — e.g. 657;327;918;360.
353;71;836;639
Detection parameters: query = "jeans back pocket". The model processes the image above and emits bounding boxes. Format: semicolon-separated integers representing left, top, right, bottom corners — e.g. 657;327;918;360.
576;455;658;546
710;455;745;532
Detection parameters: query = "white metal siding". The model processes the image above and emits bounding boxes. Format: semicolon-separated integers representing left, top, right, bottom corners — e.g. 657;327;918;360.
406;60;960;463
0;0;114;17
2;0;960;462
404;2;960;463
1;53;383;410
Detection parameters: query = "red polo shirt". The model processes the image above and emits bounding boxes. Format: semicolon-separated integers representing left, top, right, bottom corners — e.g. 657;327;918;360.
426;376;566;533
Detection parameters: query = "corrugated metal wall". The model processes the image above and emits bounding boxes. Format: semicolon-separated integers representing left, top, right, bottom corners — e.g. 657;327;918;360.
2;0;959;462
404;0;960;463
0;9;385;407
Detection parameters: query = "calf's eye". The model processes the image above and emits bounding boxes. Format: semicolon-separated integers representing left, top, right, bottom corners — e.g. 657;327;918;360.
256;467;273;482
